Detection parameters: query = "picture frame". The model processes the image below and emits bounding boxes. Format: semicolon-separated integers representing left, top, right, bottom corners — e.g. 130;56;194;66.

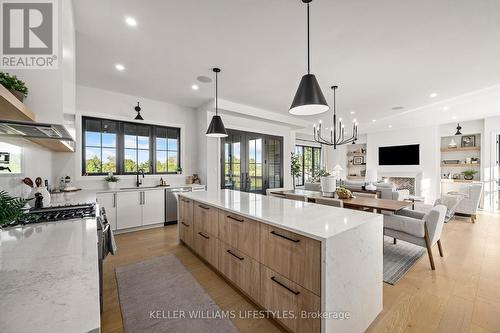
353;156;365;165
461;135;475;148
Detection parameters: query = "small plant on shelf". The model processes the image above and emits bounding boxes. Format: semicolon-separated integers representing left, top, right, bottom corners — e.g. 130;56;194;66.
461;170;478;181
176;167;183;174
104;172;119;189
0;72;28;102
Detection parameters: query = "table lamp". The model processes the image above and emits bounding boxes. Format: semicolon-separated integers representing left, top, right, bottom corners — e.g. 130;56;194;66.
365;169;378;191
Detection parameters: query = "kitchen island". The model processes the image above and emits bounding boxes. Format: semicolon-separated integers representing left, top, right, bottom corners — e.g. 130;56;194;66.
0;219;100;333
178;189;383;333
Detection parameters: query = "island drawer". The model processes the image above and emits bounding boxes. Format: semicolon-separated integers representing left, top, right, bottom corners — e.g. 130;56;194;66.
218;211;260;260
260;224;321;296
193;201;219;237
193;230;219;269
179;217;194;248
260;265;320;333
179;197;193;225
219;241;260;301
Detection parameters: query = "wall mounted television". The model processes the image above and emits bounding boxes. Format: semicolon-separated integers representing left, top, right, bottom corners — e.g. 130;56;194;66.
378;144;420;165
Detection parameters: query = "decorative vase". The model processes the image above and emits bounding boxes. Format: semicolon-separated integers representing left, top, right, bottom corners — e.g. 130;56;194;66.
107;182;117;190
320;176;336;197
464;174;473;181
9;89;24;102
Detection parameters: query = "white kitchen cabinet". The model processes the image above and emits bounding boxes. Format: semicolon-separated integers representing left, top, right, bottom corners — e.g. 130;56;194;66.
142;190;165;225
96;192;117;230
116;191;142;229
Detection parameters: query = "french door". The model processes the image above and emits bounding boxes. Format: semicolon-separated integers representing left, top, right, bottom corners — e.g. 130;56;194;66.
221;129;283;194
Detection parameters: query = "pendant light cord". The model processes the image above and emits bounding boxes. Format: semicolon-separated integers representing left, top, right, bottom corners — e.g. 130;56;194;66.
307;3;310;74
215;71;218;116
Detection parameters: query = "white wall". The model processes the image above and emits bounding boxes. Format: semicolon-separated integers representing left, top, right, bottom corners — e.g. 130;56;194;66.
52;85;199;189
366;127;440;203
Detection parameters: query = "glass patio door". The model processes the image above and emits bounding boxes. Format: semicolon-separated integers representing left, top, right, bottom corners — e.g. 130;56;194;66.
222;132;244;191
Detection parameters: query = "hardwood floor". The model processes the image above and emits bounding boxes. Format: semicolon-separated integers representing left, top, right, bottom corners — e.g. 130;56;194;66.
102;213;500;333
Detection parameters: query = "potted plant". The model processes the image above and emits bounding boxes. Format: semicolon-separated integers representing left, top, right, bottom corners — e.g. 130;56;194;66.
462;170;477;181
290;153;301;189
0;72;28;102
176;167;183;174
104;172;119;189
0;191;29;228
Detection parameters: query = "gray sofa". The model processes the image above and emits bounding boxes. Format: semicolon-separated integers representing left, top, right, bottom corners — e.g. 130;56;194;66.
304;180;404;200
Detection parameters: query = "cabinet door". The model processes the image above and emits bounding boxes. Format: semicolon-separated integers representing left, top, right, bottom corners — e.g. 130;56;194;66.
260;265;320;333
142;190;165;225
193;202;219;237
219;241;260;301
96;192;117;231
116;191;142;230
218;211;260;260
193;231;219;269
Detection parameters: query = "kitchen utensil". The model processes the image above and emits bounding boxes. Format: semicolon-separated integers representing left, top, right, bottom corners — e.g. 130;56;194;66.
22;177;34;188
35;177;42;187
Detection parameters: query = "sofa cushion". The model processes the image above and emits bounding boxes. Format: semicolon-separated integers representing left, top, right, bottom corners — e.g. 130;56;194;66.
383;214;425;237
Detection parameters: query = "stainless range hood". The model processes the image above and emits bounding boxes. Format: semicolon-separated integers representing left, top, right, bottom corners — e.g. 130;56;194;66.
0;119;74;141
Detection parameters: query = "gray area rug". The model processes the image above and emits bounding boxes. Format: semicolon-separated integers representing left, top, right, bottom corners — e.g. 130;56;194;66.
383;236;426;285
115;255;239;333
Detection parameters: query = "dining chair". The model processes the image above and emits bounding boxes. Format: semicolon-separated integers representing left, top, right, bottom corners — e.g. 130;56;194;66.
314;197;343;208
284;193;307;202
352;192;377;198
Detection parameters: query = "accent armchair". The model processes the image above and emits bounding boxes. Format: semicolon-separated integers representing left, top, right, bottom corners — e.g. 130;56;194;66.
448;183;483;223
383;205;447;270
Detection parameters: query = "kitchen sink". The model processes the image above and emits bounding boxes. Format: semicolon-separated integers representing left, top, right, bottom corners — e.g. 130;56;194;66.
119;185;166;190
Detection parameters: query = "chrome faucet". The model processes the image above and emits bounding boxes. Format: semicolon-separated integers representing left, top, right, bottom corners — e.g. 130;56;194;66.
136;168;145;187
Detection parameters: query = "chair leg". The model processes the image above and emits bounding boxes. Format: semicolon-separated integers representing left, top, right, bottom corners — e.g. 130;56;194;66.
471;215;476;223
424;225;435;270
437;239;444;257
393;238;397;245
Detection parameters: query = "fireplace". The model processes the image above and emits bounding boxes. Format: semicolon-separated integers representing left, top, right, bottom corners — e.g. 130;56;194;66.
382;176;416;195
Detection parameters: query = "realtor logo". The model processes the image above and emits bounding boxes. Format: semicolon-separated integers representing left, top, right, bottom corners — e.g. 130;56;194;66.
1;0;58;69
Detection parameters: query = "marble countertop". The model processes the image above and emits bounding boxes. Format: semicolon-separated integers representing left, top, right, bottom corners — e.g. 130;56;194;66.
180;189;380;241
0;219;100;333
96;183;206;194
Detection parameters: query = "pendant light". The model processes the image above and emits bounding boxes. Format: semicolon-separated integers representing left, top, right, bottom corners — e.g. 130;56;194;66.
289;0;328;116
206;68;228;137
134;102;144;120
455;123;462;135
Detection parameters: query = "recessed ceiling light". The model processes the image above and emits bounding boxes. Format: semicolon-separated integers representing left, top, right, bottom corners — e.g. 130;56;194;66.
372;119;376;122
391;106;404;110
350;111;355;114
443;106;449;110
125;16;137;27
452;116;457;120
388;125;393;128
115;63;125;71
191;84;199;91
429;92;438;98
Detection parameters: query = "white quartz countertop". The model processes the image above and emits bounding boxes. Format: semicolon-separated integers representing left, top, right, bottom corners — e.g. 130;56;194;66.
96;183;206;194
0;219;100;333
180;189;380;241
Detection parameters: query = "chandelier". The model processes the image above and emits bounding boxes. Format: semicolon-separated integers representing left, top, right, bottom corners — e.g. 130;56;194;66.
313;85;358;149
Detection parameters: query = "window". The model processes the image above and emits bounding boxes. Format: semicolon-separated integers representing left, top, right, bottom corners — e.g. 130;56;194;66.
82;116;180;175
294;145;321;186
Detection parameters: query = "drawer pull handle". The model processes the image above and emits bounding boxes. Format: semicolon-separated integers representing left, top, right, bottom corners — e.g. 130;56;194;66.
198;232;210;239
181;222;190;227
199;205;210;210
270;230;300;243
271;276;300;295
182;198;190;203
227;249;244;260
227;215;244;223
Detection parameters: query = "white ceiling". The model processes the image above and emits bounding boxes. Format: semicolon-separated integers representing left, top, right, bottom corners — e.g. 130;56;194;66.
73;0;500;132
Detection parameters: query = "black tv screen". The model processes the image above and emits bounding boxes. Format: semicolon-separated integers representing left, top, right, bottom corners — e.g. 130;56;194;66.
378;144;420;165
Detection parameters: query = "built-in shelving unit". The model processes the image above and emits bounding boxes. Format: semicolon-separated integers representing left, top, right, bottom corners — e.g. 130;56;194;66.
440;133;481;182
346;143;367;180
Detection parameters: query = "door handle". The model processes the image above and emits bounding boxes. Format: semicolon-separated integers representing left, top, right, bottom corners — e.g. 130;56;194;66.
198;232;210;239
227;215;244;223
198;204;210;210
270;230;300;243
113;193;116;208
271;276;300;295
227;249;244;260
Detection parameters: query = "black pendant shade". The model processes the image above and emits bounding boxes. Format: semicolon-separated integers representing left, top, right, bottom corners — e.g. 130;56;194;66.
206;115;227;137
289;0;328;116
455;123;462;135
289;74;329;115
206;67;228;138
134;102;144;120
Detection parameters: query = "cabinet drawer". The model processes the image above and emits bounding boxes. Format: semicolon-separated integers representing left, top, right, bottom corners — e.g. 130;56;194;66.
218;211;260;260
260;224;321;296
179;218;194;248
193;230;219;269
179;197;193;226
260;265;320;333
219;241;260;301
194;202;219;237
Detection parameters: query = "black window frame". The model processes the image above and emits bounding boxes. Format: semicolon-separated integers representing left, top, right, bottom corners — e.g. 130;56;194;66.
82;116;181;176
294;144;321;186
